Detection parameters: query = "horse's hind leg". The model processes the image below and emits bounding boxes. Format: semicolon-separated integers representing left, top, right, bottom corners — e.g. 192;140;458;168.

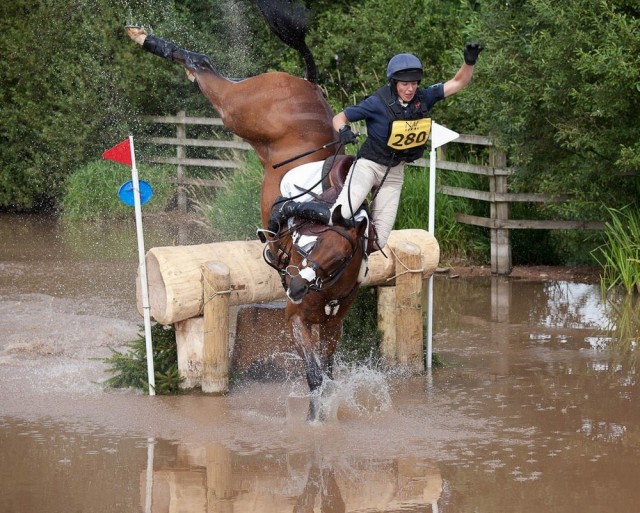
126;27;216;74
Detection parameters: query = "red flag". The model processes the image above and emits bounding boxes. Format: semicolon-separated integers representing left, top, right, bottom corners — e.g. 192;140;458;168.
102;138;132;166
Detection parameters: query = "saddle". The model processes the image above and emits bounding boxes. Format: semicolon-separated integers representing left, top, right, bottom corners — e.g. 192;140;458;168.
317;154;353;203
295;155;378;253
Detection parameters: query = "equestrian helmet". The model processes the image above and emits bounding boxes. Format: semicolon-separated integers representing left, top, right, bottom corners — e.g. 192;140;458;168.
386;53;423;82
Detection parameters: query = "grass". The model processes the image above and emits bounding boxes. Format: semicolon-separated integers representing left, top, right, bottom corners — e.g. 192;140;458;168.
61;160;175;221
591;206;640;295
198;151;263;241
396;163;489;263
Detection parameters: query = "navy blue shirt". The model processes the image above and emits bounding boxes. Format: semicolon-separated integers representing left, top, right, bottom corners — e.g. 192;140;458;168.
344;83;445;146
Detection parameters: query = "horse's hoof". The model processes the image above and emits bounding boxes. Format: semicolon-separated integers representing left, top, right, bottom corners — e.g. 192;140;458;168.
125;25;147;45
306;394;326;423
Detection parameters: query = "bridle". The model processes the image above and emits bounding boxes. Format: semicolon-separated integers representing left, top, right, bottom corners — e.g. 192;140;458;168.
263;220;362;295
291;224;359;292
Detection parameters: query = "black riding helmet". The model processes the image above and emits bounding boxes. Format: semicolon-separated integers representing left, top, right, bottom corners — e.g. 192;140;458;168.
386;53;423;82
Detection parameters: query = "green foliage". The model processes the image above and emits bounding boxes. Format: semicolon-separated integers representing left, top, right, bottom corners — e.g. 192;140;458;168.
338;287;382;363
4;0;639;269
102;323;183;395
592;206;640;294
202;151;263;240
470;0;640;215
265;0;480;126
60;160;174;220
0;0;265;209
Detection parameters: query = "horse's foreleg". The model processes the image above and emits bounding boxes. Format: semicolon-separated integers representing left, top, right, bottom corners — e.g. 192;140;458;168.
319;319;343;380
289;314;323;390
288;314;328;422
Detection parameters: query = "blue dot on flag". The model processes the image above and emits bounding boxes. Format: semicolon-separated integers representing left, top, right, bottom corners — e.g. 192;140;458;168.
118;180;153;206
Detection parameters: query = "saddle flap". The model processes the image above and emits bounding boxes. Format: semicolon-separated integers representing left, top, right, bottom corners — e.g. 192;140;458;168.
328;154;355;190
318;155;355;203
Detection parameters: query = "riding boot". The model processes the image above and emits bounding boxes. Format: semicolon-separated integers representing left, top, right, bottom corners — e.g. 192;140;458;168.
268;199;334;233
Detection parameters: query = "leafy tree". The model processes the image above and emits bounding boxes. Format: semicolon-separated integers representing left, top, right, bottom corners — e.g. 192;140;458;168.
469;0;640;218
0;0;265;210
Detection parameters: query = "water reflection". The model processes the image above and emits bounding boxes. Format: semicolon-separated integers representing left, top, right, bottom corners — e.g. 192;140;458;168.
141;440;442;513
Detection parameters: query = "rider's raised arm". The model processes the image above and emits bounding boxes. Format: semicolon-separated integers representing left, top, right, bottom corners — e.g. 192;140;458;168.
443;43;483;98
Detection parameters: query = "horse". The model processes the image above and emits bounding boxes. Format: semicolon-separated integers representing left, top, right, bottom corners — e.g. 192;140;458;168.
127;2;369;421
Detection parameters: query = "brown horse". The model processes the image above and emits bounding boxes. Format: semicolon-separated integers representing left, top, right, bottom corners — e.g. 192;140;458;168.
127;3;367;421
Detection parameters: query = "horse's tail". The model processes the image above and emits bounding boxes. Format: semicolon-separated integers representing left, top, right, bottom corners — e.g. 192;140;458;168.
256;0;318;83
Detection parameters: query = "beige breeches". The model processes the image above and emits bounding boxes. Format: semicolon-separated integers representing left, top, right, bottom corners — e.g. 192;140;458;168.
333;158;404;249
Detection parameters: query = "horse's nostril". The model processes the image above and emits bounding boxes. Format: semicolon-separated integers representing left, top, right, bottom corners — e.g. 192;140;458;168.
287;278;309;303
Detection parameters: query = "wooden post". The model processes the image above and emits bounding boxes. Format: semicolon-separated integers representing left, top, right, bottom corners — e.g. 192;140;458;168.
176;110;187;213
489;148;512;275
201;261;230;394
377;286;397;366
394;242;424;372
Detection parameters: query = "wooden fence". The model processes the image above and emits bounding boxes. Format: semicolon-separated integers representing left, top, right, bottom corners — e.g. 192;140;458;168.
410;134;604;274
141;111;251;211
142;113;604;275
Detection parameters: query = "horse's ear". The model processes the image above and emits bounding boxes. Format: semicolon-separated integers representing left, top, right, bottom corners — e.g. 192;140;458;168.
356;219;368;238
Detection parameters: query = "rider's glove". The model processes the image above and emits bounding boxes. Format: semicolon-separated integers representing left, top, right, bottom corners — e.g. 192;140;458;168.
463;43;483;65
338;125;358;145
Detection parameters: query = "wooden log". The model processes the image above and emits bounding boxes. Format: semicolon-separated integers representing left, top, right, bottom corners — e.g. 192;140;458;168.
201;262;230;394
394;241;424;372
138;229;439;325
363;230;438;287
139;240;284;325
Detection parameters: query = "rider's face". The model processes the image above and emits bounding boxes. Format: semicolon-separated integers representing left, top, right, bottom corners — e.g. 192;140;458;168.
396;81;419;102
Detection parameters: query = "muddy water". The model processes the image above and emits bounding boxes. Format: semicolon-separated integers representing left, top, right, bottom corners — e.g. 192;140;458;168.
1;214;638;513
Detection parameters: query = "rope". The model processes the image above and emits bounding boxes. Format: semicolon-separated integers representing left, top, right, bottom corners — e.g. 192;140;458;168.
385;244;424;282
201;270;232;308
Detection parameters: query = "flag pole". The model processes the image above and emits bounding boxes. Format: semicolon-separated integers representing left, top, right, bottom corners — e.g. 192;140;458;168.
129;135;156;395
426;123;460;369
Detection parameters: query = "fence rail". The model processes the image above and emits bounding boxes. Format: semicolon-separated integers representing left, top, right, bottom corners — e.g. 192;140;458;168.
143;112;603;275
409;134;604;274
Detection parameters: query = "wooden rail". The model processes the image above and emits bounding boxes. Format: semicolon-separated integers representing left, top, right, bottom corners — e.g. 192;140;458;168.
141;111;252;211
409;134;604;275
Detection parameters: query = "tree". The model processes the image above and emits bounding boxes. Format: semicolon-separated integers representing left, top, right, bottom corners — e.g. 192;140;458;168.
0;0;266;209
469;0;640;217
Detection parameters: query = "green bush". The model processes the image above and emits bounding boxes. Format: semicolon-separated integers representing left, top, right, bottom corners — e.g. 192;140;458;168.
202;151;263;240
338;288;382;364
61;160;174;220
102;323;183;395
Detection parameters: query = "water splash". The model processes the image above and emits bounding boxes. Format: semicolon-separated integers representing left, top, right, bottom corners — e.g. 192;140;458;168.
310;362;393;421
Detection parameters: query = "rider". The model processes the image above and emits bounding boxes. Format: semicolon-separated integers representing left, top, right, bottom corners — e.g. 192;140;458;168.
269;43;482;251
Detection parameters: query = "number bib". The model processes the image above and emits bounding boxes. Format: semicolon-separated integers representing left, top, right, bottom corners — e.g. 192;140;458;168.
387;118;432;150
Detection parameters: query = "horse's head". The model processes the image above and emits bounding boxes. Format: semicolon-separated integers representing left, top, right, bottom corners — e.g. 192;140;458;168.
285;223;365;306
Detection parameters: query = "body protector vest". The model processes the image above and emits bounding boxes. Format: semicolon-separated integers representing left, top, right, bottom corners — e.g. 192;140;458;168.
358;85;432;167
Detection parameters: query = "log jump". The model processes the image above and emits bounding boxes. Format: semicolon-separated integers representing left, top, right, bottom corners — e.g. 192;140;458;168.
136;229;439;392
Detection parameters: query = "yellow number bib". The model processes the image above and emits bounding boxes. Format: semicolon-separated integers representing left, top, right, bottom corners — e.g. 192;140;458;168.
387;118;432;150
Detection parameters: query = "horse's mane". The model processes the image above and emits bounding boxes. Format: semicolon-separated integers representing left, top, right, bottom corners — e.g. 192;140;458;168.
255;0;318;82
